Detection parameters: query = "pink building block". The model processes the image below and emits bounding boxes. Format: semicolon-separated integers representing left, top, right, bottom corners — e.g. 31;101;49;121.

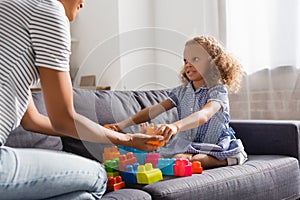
173;158;192;177
144;153;159;168
118;152;137;172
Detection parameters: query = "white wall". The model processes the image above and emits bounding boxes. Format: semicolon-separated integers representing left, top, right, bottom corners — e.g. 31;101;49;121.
117;0;157;90
71;0;120;88
70;0;224;90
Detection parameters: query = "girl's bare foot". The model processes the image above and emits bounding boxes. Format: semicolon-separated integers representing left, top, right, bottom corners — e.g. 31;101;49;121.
191;154;227;169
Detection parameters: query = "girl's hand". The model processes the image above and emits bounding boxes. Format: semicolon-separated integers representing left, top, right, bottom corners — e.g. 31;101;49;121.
154;124;179;143
124;133;164;152
104;124;121;132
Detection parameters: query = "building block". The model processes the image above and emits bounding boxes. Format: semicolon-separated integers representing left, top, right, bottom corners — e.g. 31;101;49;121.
104;158;119;172
144;153;159;168
145;123;165;147
120;163;139;184
118;145;147;165
136;163;163;184
173;158;192;177
192;161;203;174
118;152;137;172
156;158;176;175
107;176;125;191
103;146;120;161
134;152;147;165
107;171;120;177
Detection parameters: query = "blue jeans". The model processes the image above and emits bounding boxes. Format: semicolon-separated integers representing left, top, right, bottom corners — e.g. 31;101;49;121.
0;146;107;200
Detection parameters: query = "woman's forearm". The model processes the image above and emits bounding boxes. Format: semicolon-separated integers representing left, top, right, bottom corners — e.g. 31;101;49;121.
23;111;130;145
72;113;130;144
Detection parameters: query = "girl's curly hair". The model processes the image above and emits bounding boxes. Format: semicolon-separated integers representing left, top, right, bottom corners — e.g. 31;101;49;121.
180;36;244;93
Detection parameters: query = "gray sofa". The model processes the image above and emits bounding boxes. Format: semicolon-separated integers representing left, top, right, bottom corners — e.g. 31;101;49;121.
5;89;300;200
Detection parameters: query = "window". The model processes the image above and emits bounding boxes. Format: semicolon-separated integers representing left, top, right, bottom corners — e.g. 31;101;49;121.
226;0;300;74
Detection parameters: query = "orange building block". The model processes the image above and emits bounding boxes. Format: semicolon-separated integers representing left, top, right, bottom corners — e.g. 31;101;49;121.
107;176;125;191
103;146;120;161
192;161;203;174
118;152;137;172
145;124;165;147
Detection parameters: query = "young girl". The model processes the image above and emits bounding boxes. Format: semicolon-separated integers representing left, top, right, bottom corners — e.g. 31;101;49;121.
106;36;247;169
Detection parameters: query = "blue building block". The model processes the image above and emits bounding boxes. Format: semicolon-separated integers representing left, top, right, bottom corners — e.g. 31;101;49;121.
118;146;147;164
120;163;139;184
134;152;147;165
156;158;176;175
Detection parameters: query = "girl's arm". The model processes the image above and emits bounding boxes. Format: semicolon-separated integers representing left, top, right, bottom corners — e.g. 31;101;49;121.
156;101;221;142
20;68;163;152
174;101;221;131
107;99;174;131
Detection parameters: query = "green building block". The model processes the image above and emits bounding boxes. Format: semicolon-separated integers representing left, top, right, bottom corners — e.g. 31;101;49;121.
105;158;119;172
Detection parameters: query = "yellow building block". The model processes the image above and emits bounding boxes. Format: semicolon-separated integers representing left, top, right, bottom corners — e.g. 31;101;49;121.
136;163;163;184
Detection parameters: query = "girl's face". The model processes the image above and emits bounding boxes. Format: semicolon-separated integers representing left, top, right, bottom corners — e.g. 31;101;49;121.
183;43;210;84
59;0;85;21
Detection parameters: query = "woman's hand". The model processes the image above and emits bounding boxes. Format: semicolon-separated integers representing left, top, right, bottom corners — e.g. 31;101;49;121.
154;123;179;143
104;124;121;132
122;133;164;152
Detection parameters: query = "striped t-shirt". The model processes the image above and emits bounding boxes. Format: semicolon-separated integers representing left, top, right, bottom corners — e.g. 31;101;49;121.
0;0;71;145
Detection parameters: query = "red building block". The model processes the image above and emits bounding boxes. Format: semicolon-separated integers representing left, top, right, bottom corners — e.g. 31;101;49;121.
173;158;192;177
192;161;203;174
107;176;125;191
144;153;159;168
118;152;137;172
103;146;120;161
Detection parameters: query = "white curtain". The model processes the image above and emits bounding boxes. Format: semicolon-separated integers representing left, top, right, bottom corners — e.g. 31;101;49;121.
226;0;300;74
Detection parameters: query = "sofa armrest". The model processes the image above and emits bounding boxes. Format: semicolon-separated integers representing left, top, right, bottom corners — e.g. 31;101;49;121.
230;120;300;161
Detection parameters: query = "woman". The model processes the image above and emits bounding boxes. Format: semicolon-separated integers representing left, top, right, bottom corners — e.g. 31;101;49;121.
0;0;162;199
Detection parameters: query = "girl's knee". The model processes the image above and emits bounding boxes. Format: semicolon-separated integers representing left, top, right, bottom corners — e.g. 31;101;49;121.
174;153;193;161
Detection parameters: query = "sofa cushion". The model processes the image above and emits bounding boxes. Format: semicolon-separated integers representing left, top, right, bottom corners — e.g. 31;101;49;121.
141;155;300;200
102;189;151;200
5;91;62;150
